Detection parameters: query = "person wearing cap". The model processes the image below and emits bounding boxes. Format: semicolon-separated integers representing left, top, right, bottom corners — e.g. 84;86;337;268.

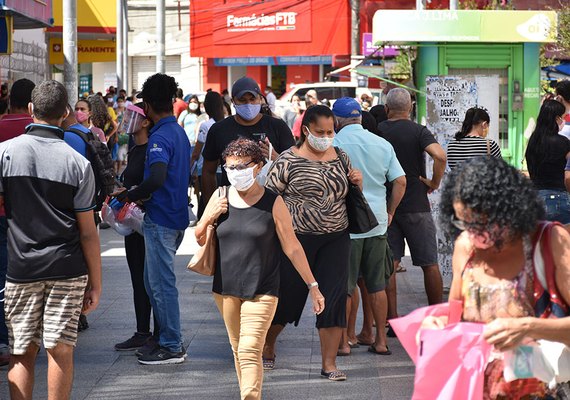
331;97;406;357
201;76;295;203
377;88;446;329
113;73;190;365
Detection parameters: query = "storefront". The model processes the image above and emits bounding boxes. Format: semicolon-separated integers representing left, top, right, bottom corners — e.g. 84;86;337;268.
47;0;116;95
190;0;351;95
372;9;557;168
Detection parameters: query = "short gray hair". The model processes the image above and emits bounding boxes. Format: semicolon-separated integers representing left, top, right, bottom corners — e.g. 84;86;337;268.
386;88;412;113
336;116;362;130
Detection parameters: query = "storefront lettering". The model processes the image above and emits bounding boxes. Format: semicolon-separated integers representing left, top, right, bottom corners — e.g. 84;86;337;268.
78;46;115;54
227;12;297;30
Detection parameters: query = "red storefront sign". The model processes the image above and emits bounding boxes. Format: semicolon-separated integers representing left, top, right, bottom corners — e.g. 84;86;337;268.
191;0;350;58
213;0;311;45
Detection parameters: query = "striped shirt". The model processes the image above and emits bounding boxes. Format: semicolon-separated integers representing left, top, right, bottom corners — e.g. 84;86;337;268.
446;136;502;170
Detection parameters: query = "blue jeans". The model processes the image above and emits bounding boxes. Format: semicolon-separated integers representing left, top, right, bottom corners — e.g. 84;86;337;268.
0;216;7;345
538;189;570;224
143;215;185;353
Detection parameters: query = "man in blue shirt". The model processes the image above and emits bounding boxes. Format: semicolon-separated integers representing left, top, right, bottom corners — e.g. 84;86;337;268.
115;73;190;365
332;98;406;356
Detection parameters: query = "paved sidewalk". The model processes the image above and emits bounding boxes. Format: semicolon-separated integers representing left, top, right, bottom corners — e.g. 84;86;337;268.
0;228;430;400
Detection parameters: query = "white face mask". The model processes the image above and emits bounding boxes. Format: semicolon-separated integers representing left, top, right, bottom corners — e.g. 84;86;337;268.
306;128;334;152
189;103;199;111
226;166;256;191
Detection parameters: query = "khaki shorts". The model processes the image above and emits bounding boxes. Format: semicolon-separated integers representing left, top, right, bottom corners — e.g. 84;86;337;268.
4;275;88;355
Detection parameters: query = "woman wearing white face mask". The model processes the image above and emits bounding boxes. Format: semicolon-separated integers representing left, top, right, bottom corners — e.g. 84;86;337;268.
196;138;324;400
263;105;362;381
178;95;201;152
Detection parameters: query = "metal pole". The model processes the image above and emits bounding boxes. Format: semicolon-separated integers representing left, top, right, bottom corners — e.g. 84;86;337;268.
116;0;123;90
416;0;424;10
63;0;78;102
156;0;165;73
449;0;458;10
122;0;128;93
350;0;360;56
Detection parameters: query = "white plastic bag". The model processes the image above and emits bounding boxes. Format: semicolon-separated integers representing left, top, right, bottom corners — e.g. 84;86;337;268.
256;141;273;186
503;345;554;384
117;202;144;235
101;200;134;236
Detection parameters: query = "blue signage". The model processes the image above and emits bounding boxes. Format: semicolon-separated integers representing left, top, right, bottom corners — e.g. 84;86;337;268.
0;13;12;54
214;56;333;67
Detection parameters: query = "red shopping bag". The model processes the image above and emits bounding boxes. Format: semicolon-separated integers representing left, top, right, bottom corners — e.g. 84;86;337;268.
413;322;492;400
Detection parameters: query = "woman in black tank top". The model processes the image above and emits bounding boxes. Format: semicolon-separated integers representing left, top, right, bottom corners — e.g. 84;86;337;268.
195;138;324;400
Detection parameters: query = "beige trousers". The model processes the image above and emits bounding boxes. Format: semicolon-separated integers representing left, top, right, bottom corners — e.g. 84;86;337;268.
214;293;278;400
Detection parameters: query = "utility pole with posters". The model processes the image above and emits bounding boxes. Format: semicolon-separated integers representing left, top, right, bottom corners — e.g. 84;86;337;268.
63;0;78;102
156;0;165;74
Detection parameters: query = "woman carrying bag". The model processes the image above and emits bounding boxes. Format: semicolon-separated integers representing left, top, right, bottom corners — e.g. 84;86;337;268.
195;138;324;400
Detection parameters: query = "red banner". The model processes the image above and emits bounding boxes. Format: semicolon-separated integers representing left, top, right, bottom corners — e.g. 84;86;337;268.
213;0;312;45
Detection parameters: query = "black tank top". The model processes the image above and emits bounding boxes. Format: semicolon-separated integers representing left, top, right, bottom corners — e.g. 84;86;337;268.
212;188;281;299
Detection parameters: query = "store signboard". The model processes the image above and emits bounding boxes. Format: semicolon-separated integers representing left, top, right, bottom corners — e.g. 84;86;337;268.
0;14;12;54
49;38;116;64
373;10;557;43
362;33;399;57
425;75;499;279
213;0;311;45
214;55;332;67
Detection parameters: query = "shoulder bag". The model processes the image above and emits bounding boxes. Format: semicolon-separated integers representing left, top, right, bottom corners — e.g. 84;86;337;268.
334;147;379;234
187;186;228;276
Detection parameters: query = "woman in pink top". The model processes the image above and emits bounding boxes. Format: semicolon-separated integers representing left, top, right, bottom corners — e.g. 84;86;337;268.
75;99;107;143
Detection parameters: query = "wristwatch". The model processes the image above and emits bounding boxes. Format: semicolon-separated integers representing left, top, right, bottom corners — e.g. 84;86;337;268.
307;282;319;289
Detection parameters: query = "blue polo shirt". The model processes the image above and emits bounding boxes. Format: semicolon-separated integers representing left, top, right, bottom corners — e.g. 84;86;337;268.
63;124;90;158
144;116;190;230
334;123;405;238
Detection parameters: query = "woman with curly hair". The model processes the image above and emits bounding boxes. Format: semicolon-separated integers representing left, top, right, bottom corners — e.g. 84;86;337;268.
422;156;570;399
196;138;324;400
525;100;570;223
89;94;118;169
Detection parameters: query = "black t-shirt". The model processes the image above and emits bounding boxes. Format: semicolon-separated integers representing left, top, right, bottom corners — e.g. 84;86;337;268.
122;143;148;190
378;119;438;214
202;114;295;186
526;135;570;191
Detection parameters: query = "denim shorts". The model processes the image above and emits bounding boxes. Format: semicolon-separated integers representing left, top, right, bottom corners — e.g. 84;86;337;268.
537;189;570;224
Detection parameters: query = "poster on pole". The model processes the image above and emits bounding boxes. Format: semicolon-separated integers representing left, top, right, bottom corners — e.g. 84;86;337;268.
425;75;499;283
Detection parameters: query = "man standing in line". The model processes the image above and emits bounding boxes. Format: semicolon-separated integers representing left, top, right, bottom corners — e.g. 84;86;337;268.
114;73;190;365
332;97;406;356
0;78;35;367
201;76;294;203
2;80;101;399
378;88;446;326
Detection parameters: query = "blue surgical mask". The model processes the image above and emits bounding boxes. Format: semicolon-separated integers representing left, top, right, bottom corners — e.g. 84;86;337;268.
235;104;261;121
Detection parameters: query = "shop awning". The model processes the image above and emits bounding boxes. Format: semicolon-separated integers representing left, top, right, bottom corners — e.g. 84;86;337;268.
0;2;52;29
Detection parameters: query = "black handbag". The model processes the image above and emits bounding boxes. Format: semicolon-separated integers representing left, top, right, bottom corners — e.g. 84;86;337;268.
334;147;379;234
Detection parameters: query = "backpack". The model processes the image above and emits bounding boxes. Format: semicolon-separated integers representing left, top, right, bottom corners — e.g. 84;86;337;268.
67;128;116;211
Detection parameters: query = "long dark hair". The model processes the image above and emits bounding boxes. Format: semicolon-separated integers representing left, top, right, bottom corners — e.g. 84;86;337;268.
186;95;201;116
556;80;570;102
203;91;225;122
455;107;490;140
297;105;334;147
525;100;566;173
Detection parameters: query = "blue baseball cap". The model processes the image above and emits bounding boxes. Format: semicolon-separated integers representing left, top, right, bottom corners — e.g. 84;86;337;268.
231;76;261;99
332;97;362;118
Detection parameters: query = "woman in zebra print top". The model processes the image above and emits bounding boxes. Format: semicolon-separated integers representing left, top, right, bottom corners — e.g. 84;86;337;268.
264;105;362;381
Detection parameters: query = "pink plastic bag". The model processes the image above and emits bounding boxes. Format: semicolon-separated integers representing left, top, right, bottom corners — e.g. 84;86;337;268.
413;322;492;400
389;301;463;363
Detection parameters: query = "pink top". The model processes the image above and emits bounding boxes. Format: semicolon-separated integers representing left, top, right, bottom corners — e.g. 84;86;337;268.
90;125;107;144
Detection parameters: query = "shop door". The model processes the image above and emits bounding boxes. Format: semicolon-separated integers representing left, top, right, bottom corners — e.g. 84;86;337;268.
271;66;287;97
448;68;509;150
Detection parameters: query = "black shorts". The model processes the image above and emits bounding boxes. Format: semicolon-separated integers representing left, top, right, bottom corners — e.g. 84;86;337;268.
272;230;350;329
387;211;438;267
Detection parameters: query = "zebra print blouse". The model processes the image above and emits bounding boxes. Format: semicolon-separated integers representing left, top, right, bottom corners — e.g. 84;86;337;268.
266;148;350;234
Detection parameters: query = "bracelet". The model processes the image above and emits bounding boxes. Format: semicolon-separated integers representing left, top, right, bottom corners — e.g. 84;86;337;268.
307;282;319;289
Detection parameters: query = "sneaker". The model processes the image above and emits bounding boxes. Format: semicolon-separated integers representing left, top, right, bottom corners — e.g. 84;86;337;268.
137;346;186;365
114;332;152;351
135;338;159;357
78;314;89;332
0;344;10;367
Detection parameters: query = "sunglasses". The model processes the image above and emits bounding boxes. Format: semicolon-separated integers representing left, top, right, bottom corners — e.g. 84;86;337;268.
223;160;255;171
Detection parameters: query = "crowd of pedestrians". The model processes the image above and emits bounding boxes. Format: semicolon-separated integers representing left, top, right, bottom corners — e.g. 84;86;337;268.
0;73;569;400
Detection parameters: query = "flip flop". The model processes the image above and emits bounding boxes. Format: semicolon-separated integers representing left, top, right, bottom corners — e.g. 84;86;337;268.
262;355;275;370
320;369;347;381
396;265;407;273
367;345;392;356
347;341;360;349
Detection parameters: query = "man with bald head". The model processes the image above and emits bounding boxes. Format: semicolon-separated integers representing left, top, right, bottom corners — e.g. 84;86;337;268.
378;88;446;330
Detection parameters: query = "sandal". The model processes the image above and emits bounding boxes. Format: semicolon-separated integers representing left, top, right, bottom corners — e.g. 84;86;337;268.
396;265;407;273
347;340;360;349
367;345;392;356
321;369;347;381
262;355;275;370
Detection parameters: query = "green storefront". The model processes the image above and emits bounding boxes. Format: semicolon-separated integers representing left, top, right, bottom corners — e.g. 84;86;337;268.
372;10;557;168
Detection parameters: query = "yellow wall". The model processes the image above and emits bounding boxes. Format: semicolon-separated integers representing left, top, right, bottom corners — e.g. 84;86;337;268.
52;0;116;29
